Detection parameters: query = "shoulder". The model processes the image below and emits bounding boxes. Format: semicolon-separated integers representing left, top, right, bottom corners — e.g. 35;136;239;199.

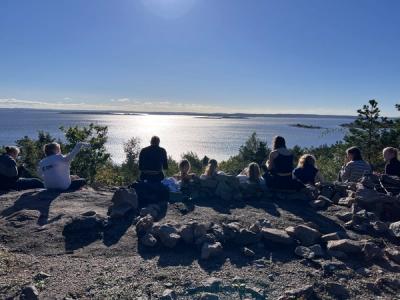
269;150;279;158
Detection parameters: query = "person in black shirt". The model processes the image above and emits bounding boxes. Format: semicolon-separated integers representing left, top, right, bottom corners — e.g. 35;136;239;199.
293;154;324;185
383;147;400;177
0;146;44;191
139;136;168;182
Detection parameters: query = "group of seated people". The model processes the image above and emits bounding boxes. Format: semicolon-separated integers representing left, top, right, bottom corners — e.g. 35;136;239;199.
1;134;400;193
0;142;89;192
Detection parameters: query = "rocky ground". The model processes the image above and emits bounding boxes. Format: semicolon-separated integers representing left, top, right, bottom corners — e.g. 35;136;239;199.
0;177;400;299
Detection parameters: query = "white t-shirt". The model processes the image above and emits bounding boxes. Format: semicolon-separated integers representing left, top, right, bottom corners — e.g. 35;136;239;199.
38;143;88;190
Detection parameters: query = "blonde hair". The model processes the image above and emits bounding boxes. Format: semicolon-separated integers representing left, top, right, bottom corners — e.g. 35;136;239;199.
383;147;398;158
204;159;218;177
5;146;20;156
297;154;316;168
248;162;261;183
44;142;61;157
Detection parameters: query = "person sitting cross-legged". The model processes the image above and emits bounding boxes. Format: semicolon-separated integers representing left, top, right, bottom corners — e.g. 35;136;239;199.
38;142;90;191
138;136;168;183
293;154;324;186
339;146;371;183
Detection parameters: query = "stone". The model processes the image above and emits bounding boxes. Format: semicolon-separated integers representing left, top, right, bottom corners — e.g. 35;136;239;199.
385;247;400;264
193;223;210;239
261;228;294;245
140;204;160;219
135;215;154;236
295;246;315;259
141;232;157;247
34;271;51;281
243;247;255;257
200;293;219;300
389;221;400;238
371;221;388;234
201;242;223;260
108;188;138;218
63;214;105;234
310;199;326;209
250;219;271;233
156;224;181;248
336;212;353;222
285;225;321;246
222;222;241;241
362;241;383;261
235;228;259;245
202;277;222;289
321;232;341;243
327;239;362;254
337;197;355;207
282;285;314;299
179;223;194;244
324;282;349;298
327;250;348;259
20;285;39;300
309;244;324;257
160;289;177;300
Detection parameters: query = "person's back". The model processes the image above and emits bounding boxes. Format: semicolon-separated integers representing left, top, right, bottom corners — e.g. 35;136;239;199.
342;160;371;182
272;150;294;174
0;152;18;190
386;158;400;177
293;165;318;185
139;136;168;182
39;142;88;190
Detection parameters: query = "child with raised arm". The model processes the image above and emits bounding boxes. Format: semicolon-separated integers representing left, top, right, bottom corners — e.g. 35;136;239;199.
38;142;90;191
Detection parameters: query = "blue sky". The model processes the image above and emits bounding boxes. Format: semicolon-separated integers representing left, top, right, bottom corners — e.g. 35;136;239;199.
0;0;400;115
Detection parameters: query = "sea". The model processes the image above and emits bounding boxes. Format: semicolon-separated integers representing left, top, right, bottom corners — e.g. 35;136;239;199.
0;109;354;164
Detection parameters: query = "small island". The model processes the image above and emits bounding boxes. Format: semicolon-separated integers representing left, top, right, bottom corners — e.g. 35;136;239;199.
290;123;324;129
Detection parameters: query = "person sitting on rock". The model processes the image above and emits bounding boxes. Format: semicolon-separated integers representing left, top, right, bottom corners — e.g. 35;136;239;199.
383;147;400;177
237;162;265;185
174;159;197;183
293;154;324;185
263;136;304;190
339;146;371;182
0;146;44;191
139;136;168;183
200;159;224;179
38;142;90;191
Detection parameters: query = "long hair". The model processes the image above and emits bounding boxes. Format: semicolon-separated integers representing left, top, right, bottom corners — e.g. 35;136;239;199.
205;159;218;177
272;136;286;150
346;146;363;161
297;154;316;168
248;162;261;183
179;159;191;175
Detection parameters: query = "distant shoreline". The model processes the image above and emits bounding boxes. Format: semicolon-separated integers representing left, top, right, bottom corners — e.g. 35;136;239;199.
0;108;356;119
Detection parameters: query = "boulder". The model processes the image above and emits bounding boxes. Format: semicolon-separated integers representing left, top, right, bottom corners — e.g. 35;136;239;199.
235;228;259;245
295;246;315;259
140;204;160;219
336;211;353;222
362;241;383;261
108;188;138;218
321;232;341;243
309;244;324;257
222;222;241;241
193;222;211;239
141;232;157;247
135;215;154;236
385;247;400;264
389;221;400;238
261;228;294;245
337;197;355;207
179;223;195;244
200;293;219;300
155;224;181;248
20;285;39;300
324;282;349;298
201;242;223;260
285;225;321;246
281;285;314;300
327;239;362;254
310;199;327;209
371;221;388;235
242;247;255;257
160;289;177;300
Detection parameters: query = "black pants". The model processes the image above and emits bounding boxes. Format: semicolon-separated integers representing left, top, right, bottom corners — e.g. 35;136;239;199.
263;172;304;191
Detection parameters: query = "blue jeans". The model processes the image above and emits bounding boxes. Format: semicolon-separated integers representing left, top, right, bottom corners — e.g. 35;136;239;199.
15;178;44;190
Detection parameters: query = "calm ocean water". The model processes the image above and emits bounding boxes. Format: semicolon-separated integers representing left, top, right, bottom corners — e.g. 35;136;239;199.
0;109;352;164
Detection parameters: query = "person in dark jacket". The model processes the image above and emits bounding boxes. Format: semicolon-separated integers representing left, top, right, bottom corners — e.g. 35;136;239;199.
263;136;304;190
293;154;324;185
383;147;400;177
138;136;168;182
0;146;44;191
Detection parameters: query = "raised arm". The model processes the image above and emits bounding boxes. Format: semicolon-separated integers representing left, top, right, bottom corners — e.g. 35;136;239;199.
62;142;88;163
